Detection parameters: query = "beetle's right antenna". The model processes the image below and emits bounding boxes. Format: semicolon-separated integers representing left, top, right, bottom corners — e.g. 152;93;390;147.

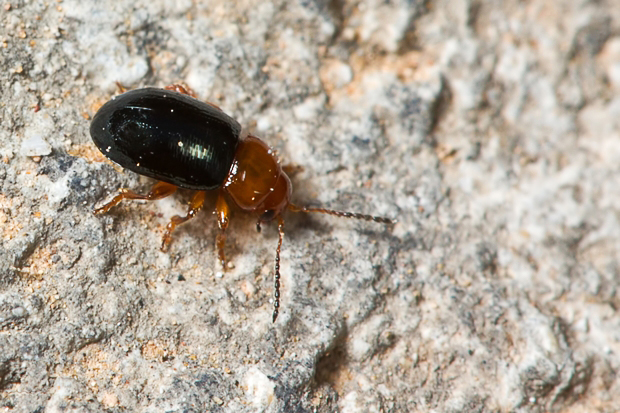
272;215;284;323
288;204;395;225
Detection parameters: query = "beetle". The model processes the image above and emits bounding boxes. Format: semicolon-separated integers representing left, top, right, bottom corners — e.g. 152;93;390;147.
90;85;394;322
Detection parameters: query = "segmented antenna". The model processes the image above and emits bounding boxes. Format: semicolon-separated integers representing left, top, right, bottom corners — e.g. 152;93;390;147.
270;204;394;322
288;204;395;224
272;216;284;322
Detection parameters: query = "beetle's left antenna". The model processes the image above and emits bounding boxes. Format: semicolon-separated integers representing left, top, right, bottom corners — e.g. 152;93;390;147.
288;204;395;225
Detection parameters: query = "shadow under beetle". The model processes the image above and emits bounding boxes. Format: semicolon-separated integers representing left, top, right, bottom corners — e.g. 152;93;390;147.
90;84;394;322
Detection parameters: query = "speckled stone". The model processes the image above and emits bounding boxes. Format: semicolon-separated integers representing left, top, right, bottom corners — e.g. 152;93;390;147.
1;0;619;412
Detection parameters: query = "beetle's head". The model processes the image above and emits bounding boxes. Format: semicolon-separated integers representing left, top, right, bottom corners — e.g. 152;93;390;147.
255;172;292;222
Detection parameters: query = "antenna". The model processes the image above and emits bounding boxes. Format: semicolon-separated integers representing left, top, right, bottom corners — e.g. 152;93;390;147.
288;204;395;224
270;204;394;323
272;216;284;323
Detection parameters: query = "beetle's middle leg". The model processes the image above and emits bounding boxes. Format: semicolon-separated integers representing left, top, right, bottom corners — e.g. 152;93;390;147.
164;84;197;98
164;84;222;111
161;191;207;252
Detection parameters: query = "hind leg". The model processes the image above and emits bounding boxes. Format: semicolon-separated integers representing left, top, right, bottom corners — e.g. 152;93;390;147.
94;181;177;215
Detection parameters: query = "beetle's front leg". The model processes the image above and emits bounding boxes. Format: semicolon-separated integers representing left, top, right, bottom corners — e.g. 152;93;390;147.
215;190;230;269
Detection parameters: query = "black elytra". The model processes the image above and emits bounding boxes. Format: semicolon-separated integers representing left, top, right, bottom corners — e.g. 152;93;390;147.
90;88;241;190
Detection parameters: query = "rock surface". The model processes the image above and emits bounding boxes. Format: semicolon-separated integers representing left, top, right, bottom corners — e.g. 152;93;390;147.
1;0;619;411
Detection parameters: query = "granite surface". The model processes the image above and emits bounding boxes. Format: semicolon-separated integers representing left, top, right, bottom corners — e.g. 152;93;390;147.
1;0;619;412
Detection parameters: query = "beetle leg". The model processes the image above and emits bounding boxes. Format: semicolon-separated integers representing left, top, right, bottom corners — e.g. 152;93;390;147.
164;84;222;111
215;191;230;269
282;163;304;178
115;81;127;93
93;181;177;215
161;191;207;252
164;84;197;98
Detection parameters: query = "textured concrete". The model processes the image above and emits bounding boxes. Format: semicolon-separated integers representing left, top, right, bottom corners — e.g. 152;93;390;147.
1;0;619;411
